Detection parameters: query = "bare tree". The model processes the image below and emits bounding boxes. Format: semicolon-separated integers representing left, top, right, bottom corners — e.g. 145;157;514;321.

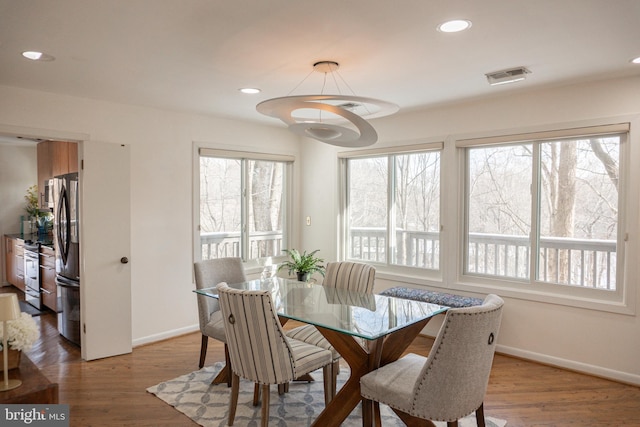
590;138;618;190
250;160;283;258
545;141;577;283
200;158;241;233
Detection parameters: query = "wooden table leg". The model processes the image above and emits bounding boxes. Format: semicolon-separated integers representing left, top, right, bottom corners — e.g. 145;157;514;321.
379;319;430;366
310;318;434;427
365;339;384;425
310;327;370;427
211;364;230;385
211;345;232;386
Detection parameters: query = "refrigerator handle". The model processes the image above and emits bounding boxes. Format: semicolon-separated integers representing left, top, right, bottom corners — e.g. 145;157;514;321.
57;183;71;265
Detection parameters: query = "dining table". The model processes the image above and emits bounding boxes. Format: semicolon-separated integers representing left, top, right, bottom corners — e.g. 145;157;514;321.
194;277;448;427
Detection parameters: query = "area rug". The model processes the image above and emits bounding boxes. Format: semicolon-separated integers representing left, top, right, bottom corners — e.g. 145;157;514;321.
19;300;46;316
147;362;507;427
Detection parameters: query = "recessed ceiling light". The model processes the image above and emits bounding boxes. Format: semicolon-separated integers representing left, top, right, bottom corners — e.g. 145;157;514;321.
437;19;472;33
239;88;261;94
630;57;640;64
22;51;42;60
22;51;55;61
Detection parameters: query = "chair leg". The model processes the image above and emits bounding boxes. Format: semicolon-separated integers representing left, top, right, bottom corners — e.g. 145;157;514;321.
261;384;270;427
253;383;260;406
224;344;231;387
447;422;459;427
361;398;373;427
228;373;240;426
475;403;486;427
322;364;333;406
199;335;208;368
373;402;381;426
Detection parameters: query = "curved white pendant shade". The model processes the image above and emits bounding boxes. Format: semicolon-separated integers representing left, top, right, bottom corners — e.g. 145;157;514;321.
257;94;398;147
304;126;342;140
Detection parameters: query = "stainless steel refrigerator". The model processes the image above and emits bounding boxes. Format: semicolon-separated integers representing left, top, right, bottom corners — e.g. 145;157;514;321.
53;172;81;346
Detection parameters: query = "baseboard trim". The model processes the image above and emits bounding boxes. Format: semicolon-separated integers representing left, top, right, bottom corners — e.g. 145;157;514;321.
496;343;640;387
134;327;640;387
133;324;199;348
415;333;640;387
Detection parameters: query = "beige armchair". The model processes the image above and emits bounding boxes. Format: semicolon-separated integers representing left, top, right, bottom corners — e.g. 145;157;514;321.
216;282;333;427
360;294;504;427
285;261;376;398
193;257;246;376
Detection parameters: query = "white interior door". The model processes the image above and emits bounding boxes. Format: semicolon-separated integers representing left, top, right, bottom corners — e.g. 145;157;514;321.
79;141;132;360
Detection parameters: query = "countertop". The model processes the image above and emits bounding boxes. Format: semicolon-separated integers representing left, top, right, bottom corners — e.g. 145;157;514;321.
5;233;54;248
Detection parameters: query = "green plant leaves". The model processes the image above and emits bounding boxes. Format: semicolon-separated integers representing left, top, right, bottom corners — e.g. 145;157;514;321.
278;249;325;277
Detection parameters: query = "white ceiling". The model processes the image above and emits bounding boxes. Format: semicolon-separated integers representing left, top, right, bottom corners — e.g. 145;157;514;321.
1;0;639;133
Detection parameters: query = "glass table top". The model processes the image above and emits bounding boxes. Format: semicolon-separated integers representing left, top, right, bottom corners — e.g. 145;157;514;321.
194;278;448;340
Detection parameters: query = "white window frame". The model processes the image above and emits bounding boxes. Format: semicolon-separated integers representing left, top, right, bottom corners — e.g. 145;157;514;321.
194;145;294;270
339;141;444;280
452;121;635;314
338;119;638;315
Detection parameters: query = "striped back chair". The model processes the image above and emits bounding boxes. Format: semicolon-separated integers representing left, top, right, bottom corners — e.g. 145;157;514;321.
285;261;376;399
216;283;332;427
194;257;246;372
323;261;376;293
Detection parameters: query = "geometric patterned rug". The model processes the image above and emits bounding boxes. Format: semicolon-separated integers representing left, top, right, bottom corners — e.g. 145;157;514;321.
147;362;507;427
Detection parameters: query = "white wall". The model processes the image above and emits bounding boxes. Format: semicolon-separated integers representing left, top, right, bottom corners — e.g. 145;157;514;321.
299;139;341;261
0;85;300;344
300;75;640;385
1;74;639;385
0;144;37;284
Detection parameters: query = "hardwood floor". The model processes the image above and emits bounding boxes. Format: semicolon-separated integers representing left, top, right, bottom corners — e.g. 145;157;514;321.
5;287;640;426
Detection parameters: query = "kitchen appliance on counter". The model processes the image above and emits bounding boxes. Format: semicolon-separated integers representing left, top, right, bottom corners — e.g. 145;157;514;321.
53;172;81;347
43;178;54;210
23;241;41;309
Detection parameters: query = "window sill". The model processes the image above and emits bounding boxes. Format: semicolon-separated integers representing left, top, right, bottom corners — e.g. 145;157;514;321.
375;269;635;316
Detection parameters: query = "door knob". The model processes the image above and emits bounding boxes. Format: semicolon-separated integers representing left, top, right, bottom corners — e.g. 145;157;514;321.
120;257;129;264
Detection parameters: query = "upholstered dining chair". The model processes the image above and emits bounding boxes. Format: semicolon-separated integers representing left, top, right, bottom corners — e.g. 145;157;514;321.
360;294;504;427
216;282;333;427
193;257;246;374
285;261;376;398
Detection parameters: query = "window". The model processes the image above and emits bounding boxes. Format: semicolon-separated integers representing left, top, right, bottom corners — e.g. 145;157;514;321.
344;146;441;270
198;149;292;262
463;125;626;291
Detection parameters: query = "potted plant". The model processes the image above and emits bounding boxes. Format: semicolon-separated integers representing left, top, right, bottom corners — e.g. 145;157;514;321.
278;249;325;282
0;312;39;370
24;185;52;235
24;185;40;219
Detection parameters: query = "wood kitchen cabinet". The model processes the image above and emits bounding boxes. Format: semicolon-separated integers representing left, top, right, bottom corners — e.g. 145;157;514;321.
37;143;52;182
51;141;69;177
67;142;78;174
4;235;25;291
37;140;79;208
40;246;56;311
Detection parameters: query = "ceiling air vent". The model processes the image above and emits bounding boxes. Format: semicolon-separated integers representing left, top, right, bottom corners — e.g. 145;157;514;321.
485;67;531;86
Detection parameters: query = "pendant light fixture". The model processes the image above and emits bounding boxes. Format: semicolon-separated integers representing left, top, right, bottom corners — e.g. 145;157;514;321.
257;61;398;147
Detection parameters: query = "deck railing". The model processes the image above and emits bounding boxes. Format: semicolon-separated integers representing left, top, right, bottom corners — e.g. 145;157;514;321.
200;228;617;290
200;230;283;260
348;228;616;290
